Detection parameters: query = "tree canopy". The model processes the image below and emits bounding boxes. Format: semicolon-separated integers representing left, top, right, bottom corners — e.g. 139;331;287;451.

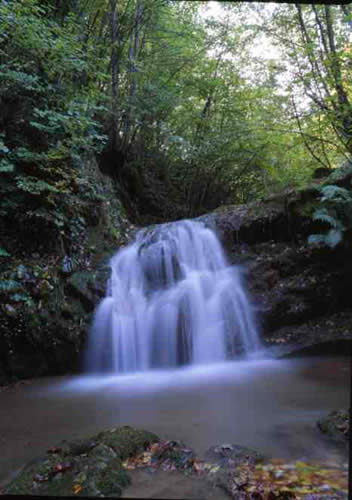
1;1;352;223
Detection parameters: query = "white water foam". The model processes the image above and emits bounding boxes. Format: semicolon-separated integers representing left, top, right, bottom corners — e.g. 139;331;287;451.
85;219;261;373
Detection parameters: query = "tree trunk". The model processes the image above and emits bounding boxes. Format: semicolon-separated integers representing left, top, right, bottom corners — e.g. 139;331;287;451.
110;0;120;152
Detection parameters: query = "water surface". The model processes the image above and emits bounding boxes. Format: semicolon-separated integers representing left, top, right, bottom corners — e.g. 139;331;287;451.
0;356;349;488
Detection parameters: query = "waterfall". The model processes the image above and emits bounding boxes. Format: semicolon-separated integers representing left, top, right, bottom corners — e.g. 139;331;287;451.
85;219;261;373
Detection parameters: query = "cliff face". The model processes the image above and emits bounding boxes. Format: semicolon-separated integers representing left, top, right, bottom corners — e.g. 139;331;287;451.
1;166;352;384
0;157;136;384
207;183;352;357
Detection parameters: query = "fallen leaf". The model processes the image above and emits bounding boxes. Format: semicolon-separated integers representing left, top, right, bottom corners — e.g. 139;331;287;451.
72;484;83;494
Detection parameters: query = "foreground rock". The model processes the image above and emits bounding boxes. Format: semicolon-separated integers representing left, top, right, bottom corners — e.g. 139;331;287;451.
3;426;158;497
3;427;348;499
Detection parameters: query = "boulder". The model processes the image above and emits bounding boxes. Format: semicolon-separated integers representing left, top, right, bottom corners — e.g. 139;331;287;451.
3;426;158;497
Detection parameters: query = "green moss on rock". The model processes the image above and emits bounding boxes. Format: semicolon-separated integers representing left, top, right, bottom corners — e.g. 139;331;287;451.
4;426;159;497
318;410;350;442
96;425;159;460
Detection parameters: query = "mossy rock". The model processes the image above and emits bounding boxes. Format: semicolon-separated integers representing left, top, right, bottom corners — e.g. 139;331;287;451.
65;271;95;312
96;425;159;460
317;410;350;442
4;426;159;497
94;458;131;497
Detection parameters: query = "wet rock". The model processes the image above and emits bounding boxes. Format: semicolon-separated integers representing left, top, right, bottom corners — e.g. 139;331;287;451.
204;444;264;498
317;410;350;442
3;426;157;497
96;426;159;460
207;201;291;245
61;439;98;457
264;311;352;356
89;443;117;461
205;443;264;468
65;271;95;312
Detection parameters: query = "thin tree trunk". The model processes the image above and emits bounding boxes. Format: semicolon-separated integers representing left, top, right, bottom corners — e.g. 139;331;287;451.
123;0;144;149
110;0;120;152
295;4;331;105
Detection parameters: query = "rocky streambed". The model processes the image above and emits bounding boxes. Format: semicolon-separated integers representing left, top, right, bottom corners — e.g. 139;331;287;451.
1;425;348;499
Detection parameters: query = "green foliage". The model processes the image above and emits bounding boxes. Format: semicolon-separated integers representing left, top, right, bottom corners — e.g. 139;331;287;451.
11;292;34;306
0;280;22;292
320;185;352;204
308;230;343;249
312;208;343;229
0;0;110;243
326;161;352;183
1;0;351;229
0;247;11;257
15;177;60;195
308;184;352;248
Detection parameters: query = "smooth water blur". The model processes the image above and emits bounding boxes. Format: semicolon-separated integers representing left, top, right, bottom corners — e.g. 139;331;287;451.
0;357;349;489
85;220;260;373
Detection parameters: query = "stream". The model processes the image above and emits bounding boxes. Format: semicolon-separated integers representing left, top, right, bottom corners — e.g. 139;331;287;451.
0;355;349;489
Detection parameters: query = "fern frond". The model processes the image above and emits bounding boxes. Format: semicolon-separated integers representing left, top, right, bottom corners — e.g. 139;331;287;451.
313;208;337;227
308;229;343;248
320;185;352;203
312;209;341;229
308;234;327;246
325;229;343;248
0;159;15;173
0;247;10;257
326;161;352;183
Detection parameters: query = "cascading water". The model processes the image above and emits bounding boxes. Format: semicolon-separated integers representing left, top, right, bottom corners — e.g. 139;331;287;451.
85;219;261;373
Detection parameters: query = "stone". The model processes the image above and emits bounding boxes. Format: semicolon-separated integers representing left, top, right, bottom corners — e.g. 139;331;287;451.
3;426;158;497
317;410;350;442
205;443;264;467
65;271;95;312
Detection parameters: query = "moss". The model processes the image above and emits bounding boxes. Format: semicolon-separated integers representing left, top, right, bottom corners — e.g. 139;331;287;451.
96;426;159;460
62;438;98;457
294;200;319;218
4;426;158;497
95;458;130;497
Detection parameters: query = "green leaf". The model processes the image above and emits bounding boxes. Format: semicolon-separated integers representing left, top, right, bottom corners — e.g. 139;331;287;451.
325;229;343;248
0;280;22;292
308;234;326;246
312;209;344;230
11;293;30;302
0;247;11;257
320;185;352;204
0;159;15;173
